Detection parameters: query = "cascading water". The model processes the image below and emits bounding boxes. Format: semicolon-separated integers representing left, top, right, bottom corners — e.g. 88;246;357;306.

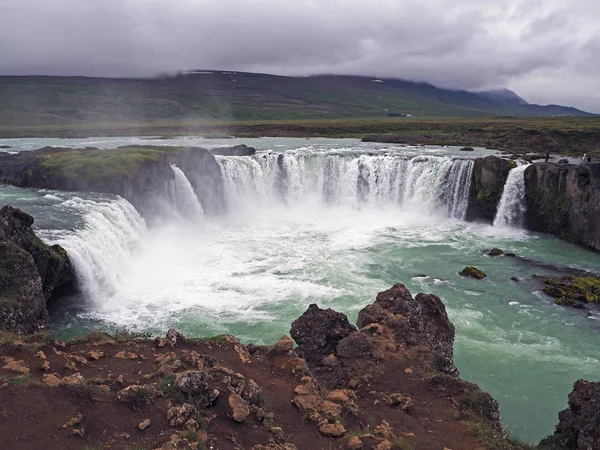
217;152;474;219
170;164;205;221
493;163;531;228
45;196;147;302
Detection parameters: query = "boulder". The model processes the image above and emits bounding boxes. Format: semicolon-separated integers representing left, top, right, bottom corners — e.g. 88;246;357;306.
290;304;356;367
357;284;456;366
0;206;73;332
487;248;504;256
460;147;475;152
459;267;486;279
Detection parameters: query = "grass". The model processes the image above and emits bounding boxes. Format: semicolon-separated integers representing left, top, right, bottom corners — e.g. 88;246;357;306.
113;329;153;342
0;329;51;349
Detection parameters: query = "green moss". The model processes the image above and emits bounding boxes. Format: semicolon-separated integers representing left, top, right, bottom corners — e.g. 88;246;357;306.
476;182;505;201
541;275;600;307
459;266;487;279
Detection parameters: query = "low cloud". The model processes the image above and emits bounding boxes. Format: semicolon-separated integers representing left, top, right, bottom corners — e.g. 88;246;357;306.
1;0;599;111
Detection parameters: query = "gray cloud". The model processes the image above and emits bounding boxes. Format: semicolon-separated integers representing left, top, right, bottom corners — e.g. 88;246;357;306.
1;0;599;112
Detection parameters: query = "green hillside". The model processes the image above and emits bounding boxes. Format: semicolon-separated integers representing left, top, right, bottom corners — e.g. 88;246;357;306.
0;71;593;126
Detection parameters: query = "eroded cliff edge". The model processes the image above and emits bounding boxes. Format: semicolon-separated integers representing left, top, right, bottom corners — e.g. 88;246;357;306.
0;145;255;217
524;162;600;252
0;284;513;450
0;206;73;332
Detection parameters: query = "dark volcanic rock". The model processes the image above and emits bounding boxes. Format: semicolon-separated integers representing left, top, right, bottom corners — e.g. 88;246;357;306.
290;304;356;367
460;146;475;151
210;144;256;157
459;266;487;279
524;162;600;251
0;206;73;332
357;284;456;368
465;156;514;222
542;380;600;450
487;248;504;256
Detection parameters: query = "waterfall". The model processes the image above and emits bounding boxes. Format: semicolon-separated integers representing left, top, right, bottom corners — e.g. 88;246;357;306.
493;163;531;228
47;196;147;302
217;153;474;219
170;164;205;220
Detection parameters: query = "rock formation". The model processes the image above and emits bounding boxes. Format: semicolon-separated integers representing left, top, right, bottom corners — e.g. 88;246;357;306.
210;144;256;157
0;145;235;218
465;156;514;222
0;206;73;332
524;162;600;251
541;380;600;450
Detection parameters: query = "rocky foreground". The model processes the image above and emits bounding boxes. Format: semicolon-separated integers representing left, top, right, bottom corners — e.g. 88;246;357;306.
0;284;597;450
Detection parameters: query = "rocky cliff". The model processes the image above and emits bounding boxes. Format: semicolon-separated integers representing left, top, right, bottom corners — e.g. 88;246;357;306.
540;380;600;450
465;156;514;222
524;162;600;251
0;145;241;218
0;206;73;332
0;283;512;450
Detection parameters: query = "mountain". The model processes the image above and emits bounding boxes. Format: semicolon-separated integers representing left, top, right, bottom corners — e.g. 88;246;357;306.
0;71;593;126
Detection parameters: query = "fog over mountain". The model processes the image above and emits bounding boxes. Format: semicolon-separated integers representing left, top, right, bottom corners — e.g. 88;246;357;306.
1;0;599;112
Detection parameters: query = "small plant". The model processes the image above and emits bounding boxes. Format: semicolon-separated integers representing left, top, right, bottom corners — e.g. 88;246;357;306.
392;438;414;450
126;387;155;410
201;335;228;344
66;330;111;345
9;375;45;387
114;329;152;342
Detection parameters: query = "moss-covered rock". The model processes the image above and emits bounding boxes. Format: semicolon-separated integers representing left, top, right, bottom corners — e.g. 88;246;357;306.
487;248;504;256
536;275;600;308
459;267;487;279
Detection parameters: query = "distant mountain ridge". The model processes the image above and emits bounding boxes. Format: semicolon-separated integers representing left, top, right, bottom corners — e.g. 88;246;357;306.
0;71;593;126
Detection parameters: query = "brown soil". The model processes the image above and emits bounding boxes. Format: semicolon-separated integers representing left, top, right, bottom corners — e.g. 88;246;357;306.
0;332;494;450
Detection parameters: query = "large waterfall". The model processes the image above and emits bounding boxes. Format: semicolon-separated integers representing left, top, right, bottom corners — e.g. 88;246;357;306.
46;196;147;302
493;163;531;228
218;153;474;219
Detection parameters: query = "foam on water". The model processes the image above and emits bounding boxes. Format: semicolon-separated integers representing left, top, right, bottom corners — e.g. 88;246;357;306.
1;138;600;442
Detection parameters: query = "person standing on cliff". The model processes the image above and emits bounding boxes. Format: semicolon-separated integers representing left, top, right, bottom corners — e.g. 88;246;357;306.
583;153;588;162
587;154;592;163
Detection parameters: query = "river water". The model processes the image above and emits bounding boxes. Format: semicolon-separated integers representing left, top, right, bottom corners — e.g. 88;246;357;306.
1;137;599;442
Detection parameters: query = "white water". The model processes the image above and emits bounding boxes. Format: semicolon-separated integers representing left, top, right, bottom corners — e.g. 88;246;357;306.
44;196;147;303
218;152;474;219
494;163;531;228
3;138;600;443
170;164;205;221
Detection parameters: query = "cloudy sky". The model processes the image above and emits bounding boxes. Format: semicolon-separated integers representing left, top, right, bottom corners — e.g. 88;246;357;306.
1;0;600;112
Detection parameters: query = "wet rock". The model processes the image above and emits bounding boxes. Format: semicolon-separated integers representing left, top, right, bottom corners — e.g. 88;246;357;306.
510;277;519;282
466;156;514;222
210;144;256;157
228;393;250;422
505;252;516;257
0;206;73;333
543;380;600;450
537;275;600;308
487;248;504;256
290;304;356;367
459;266;487;279
524;162;600;251
460;147;475;151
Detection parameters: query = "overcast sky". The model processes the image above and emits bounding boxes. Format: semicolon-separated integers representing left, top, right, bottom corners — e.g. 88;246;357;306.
1;0;599;112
